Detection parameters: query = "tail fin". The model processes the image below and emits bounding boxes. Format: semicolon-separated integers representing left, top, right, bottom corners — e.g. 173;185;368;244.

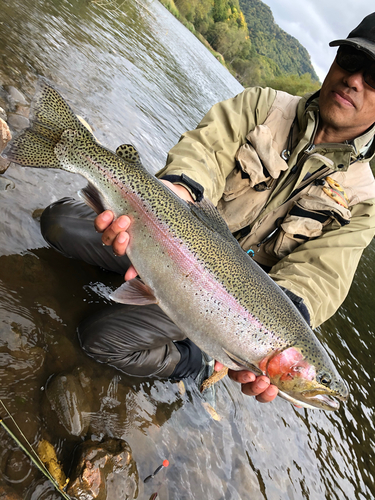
1;80;93;168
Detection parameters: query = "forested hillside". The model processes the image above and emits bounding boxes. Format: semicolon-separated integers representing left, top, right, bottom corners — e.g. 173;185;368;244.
239;0;318;79
159;0;321;95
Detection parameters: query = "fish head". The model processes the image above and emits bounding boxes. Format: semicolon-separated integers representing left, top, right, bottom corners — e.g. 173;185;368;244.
263;346;349;411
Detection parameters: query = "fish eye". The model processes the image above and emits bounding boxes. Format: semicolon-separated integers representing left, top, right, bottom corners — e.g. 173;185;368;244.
317;372;332;386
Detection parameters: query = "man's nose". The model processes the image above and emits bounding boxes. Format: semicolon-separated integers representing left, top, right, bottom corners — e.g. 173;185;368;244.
344;69;366;91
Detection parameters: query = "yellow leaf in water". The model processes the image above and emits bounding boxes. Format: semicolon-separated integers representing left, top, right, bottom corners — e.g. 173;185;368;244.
37;439;68;489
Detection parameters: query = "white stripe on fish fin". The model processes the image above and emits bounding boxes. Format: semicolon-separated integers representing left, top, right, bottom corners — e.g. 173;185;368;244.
222;348;263;375
110;278;158;305
78;184;106;214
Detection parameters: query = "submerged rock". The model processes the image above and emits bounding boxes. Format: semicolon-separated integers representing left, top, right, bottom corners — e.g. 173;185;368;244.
0;116;11;173
0;480;23;500
4;86;28;106
67;438;138;500
0;176;15;189
44;372;92;437
2;448;38;489
6;113;29;131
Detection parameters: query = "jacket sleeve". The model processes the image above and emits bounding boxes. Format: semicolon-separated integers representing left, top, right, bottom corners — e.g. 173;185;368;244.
157;87;277;205
269;200;375;329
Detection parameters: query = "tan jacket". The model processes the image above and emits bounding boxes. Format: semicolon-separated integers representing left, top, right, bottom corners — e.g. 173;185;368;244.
157;87;375;328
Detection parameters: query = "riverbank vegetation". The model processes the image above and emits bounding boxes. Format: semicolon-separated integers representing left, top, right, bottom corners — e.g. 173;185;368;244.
158;0;321;95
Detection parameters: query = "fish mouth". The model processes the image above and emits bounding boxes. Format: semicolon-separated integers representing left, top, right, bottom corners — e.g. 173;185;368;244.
278;390;341;411
302;388;349;402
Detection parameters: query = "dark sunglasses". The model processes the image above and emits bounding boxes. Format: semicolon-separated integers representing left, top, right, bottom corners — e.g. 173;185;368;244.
336;45;375;89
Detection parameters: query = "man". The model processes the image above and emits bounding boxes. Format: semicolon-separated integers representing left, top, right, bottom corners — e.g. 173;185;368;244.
41;13;375;404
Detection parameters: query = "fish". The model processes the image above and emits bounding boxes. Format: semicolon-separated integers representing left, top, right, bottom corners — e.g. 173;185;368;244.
1;81;349;411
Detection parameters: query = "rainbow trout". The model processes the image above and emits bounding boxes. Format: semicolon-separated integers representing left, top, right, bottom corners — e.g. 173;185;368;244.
2;82;349;411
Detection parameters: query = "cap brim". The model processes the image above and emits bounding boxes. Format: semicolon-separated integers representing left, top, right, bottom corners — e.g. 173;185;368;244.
329;37;375;59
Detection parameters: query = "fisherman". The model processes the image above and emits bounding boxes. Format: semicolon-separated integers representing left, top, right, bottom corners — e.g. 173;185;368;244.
41;14;375;404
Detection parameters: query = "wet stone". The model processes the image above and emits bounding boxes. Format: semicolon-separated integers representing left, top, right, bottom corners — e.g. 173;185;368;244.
2;448;38;489
0;107;6;122
4;86;28;105
14;104;29;118
67;438;139;500
0;346;46;386
7;113;29;131
0;479;23;500
43;372;93;437
0;175;14;189
0;117;11;151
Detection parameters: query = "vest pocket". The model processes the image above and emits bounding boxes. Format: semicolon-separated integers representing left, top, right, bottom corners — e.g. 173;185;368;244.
263;193;352;259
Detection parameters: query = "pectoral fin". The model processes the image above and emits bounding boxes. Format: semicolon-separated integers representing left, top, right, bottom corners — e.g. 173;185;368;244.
78;183;106;214
110;279;158;305
222;348;263;375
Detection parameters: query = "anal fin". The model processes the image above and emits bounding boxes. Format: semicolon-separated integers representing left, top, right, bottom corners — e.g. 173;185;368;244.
109;278;158;306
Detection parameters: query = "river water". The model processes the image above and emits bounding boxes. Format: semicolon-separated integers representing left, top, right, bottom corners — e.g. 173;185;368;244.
0;0;374;499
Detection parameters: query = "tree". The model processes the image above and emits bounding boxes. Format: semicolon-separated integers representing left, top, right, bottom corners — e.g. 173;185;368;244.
264;73;321;96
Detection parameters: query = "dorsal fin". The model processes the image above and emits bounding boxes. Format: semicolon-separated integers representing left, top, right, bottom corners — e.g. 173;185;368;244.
115;144;143;166
188;198;241;246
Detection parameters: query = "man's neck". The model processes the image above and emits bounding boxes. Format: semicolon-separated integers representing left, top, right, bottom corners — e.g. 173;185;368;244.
314;125;350;145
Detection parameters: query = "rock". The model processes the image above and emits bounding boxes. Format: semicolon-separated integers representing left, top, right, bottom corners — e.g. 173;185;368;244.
14;104;29;118
0;176;14;189
0;479;23;500
44;372;92;437
0;345;45;386
0;107;7;122
2;448;38;489
67;438;139;500
0;117;11;153
6;113;29;131
4;86;28;105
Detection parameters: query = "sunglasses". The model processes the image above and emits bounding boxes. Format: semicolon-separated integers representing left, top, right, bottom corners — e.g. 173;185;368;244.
336;45;375;89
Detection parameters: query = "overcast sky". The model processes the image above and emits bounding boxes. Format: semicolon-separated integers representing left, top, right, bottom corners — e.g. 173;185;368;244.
261;1;374;82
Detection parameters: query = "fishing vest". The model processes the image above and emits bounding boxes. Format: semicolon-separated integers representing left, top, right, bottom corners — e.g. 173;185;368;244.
217;91;375;269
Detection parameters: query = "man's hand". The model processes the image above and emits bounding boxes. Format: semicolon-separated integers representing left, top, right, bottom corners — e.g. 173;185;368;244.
215;361;278;403
94;180;194;280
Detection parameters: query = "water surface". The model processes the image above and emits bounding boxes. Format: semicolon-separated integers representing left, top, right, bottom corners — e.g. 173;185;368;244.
0;0;374;498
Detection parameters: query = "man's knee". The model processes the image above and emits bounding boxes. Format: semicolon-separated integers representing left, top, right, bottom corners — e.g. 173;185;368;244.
78;304;183;378
40;197;77;250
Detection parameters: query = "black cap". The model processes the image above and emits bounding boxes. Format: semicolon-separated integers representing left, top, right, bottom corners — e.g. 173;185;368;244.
329;13;375;59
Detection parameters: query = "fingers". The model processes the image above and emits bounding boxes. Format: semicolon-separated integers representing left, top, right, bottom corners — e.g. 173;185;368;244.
229;369;257;385
94;210;114;232
214;361;224;372
95;211;131;256
255;385;278;403
227;369;278;404
241;376;279;403
93;181;192;259
125;265;138;281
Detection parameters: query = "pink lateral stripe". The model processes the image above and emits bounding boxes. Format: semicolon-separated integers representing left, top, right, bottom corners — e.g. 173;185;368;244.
84;156;267;333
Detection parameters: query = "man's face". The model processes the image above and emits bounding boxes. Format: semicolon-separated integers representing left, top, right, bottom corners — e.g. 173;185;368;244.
319;50;375;141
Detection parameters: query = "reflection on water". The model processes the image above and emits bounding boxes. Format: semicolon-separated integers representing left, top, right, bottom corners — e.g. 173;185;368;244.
0;0;374;498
